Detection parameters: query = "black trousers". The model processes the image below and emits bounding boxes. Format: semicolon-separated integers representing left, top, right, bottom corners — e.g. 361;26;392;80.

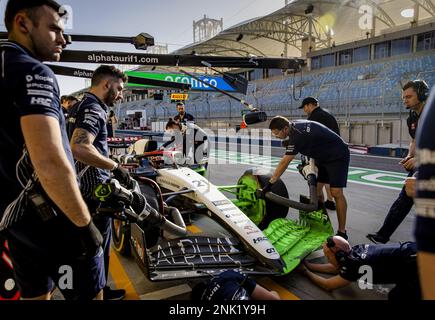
85;198;111;282
377;171;414;239
388;278;421;300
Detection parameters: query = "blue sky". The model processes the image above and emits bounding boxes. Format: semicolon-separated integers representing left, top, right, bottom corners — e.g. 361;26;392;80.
0;0;285;95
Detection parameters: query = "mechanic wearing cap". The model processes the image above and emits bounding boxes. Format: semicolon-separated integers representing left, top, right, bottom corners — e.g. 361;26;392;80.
267;116;350;239
67;65;131;300
191;270;281;301
0;0;104;300
300;97;340;211
174;102;195;124
297;236;421;300
367;80;430;244
414;86;435;299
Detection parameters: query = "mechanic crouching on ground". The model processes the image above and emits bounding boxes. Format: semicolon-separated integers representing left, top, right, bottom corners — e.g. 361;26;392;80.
265;116;350;239
191;270;281;301
297;236;421;300
0;0;104;300
67;65;132;300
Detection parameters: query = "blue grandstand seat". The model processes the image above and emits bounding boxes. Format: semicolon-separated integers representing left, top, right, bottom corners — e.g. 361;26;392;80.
134;52;435;120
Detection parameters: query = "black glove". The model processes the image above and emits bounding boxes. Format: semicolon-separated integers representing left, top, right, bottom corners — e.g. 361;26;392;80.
111;163;132;187
77;221;103;258
257;181;274;199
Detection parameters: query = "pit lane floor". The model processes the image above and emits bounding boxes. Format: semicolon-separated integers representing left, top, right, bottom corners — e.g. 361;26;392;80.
105;148;413;301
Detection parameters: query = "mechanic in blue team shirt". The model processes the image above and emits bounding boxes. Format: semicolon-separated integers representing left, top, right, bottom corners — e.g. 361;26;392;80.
300;96;340;211
367;80;430;244
414;86;435;300
191;270;281;301
266;117;350;239
297;236;420;300
174;102;195;124
60;95;79;118
67;65;131;300
0;0;104;300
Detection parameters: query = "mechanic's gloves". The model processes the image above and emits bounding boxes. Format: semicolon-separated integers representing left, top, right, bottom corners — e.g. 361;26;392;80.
301;163;318;180
78;221;103;258
297;162;318;181
257;181;274;199
111;163;132;187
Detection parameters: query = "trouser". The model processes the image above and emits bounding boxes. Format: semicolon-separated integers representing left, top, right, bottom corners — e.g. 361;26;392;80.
86;198;112;282
377;171;414;239
5;208;105;299
388;278;421;300
386;242;421;300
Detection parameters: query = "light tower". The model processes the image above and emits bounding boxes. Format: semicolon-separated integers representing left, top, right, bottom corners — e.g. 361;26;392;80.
193;15;223;43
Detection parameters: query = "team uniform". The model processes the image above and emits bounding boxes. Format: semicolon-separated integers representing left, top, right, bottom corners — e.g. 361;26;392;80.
308;107;340;135
67;93;110;199
307;108;341;186
284;120;350;188
0;41;104;299
374;109;421;242
415;87;435;253
66;93;112;281
174;112;195;124
200;270;257;301
339;242;420;300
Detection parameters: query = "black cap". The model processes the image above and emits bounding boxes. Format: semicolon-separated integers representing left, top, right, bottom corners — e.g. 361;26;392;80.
299;97;318;109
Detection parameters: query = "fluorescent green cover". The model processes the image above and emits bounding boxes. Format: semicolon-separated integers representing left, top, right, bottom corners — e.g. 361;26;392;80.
264;210;334;274
193;166;207;177
236;174;266;226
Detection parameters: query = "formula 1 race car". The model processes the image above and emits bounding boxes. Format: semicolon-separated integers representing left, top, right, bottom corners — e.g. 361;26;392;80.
95;136;333;281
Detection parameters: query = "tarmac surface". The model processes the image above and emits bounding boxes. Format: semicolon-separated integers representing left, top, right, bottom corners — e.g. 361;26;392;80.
105;143;414;300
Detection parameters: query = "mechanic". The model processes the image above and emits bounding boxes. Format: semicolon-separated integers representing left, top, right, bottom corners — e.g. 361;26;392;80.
297;236;421;300
67;65;131;300
300;96;340;211
367;80;430;244
61;95;79;118
414;86;435;299
0;0;104;300
160;118;183;151
266;117;350;239
191;270;281;301
174;102;194;124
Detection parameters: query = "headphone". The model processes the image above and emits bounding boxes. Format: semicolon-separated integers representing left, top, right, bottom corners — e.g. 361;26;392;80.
326;236;347;264
411;80;429;102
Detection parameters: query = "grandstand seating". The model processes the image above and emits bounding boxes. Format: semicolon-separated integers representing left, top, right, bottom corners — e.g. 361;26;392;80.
119;51;435;121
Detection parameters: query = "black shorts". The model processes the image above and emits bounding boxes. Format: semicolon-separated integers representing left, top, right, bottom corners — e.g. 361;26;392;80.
316;150;350;188
5;209;105;300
